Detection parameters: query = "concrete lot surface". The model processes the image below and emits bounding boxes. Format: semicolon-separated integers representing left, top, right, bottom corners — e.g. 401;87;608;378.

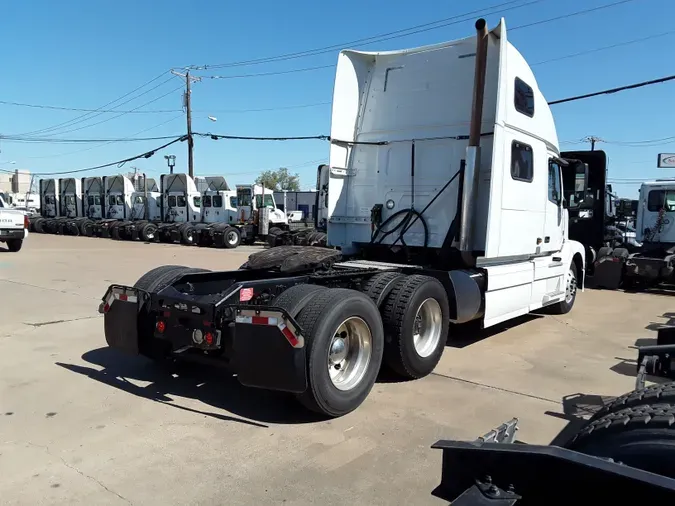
1;235;673;505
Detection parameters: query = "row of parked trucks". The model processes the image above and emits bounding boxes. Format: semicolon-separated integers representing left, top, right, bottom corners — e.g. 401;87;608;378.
30;174;327;248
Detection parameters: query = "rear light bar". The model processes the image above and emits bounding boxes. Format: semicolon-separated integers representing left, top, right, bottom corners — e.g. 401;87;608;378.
24;215;29;229
101;287;138;314
235;309;304;348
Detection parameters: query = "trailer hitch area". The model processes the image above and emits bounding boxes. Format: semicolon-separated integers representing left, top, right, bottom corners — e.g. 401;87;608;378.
432;418;675;505
99;284;145;355
636;343;675;390
232;306;307;393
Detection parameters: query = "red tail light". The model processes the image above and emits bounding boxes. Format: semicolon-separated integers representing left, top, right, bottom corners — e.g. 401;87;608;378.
24;215;29;229
156;320;166;333
204;332;214;346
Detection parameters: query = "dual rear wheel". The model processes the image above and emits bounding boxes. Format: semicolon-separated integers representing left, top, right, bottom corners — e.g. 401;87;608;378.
277;274;449;417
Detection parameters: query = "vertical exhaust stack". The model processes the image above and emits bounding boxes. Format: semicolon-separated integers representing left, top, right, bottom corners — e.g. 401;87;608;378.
143;173;149;220
459;18;489;254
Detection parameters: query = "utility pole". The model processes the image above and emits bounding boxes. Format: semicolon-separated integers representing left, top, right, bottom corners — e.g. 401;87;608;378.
582;136;603;151
171;69;201;179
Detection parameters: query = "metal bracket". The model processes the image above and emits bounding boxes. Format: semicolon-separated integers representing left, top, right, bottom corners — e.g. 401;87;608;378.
329;216;371;225
330;166;356;177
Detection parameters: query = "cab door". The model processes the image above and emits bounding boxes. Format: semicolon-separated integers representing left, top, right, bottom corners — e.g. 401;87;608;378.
542;158;564;253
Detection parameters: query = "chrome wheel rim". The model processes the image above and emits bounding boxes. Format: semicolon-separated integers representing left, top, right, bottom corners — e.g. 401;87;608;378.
565;268;577;303
413;298;443;358
327;317;372;391
227;231;238;245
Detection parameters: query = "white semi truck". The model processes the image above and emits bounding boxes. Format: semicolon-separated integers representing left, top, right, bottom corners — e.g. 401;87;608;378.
194;176;241;248
100;18;587;417
612;179;675;287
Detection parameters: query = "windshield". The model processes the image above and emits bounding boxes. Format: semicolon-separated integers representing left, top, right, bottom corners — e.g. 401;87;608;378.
202;195;212;208
647;189;675;212
255;194;275;208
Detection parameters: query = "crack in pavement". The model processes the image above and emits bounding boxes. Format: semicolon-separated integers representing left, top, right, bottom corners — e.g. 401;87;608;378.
431;372;559;405
24;315;102;327
550;315;590;337
0;279;100;300
26;442;132;505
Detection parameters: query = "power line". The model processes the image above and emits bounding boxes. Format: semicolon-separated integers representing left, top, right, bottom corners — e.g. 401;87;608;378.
201;65;335;80
30;136;187;176
604;135;675;146
16;72;173;137
0;99;182;114
33;85;184;138
509;0;637;31
197;133;329;141
20;115;185;159
0;98;329;115
193;0;636;71
193;0;543;70
548;74;675;105
194;0;642;82
0;134;181;144
194;102;331;114
531;30;675;66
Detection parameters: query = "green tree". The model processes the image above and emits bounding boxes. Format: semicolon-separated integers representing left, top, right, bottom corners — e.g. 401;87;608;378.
255;167;300;191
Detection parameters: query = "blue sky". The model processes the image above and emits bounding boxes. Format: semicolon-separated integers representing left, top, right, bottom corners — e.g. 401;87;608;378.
0;0;672;197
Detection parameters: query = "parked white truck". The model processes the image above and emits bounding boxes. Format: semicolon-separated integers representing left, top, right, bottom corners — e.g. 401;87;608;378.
0;194;28;252
100;18;586;418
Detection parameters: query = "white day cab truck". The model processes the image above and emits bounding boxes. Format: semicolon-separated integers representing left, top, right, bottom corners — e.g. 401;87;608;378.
0;194;29;252
598;179;675;289
233;183;290;246
102;18;587;417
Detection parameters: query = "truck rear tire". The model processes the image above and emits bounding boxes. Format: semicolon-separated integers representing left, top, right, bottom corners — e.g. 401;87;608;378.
613;247;629;259
565;403;675;479
180;224;197;245
381;275;450;379
546;262;578;315
273;284;327;317
597;246;613;260
590;382;675;420
140;223;158;242
6;239;23;252
68;222;81;236
110;222;122;240
361;271;405;307
294;288;384;417
81;220;95;237
134;265;186;292
223;226;241;249
34;218;45;233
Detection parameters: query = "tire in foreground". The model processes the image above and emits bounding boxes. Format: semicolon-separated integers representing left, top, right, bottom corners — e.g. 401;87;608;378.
565;401;675;479
294;288;384;417
381;275;449;379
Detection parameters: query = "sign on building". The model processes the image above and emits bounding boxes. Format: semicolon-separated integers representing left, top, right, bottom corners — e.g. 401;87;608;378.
658;153;675;168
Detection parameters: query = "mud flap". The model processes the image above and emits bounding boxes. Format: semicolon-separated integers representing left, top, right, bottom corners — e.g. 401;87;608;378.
101;286;142;355
233;310;307;393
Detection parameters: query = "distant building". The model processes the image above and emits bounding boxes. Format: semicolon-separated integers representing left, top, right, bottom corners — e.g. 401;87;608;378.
0;169;33;194
274;190;318;220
